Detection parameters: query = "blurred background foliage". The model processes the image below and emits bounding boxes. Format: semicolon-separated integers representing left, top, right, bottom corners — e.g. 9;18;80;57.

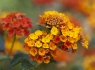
0;0;95;70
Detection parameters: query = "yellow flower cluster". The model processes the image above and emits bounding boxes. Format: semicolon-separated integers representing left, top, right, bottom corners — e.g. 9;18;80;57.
24;30;57;63
37;11;69;28
50;23;88;52
83;55;95;70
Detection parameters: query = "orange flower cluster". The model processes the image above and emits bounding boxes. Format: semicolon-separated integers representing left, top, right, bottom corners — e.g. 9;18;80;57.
24;11;88;63
24;30;57;63
38;11;69;28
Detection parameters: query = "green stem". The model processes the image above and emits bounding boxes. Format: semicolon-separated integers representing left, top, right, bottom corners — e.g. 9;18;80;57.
8;34;16;59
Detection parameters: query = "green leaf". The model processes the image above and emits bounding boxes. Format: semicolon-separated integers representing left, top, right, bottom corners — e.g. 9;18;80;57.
21;59;35;70
9;52;29;70
38;25;50;33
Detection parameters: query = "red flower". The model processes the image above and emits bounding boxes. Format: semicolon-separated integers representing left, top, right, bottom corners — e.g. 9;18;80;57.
61;44;68;51
53;35;60;43
64;41;72;48
1;12;33;36
61;0;80;9
8;28;15;36
60;0;90;15
36;55;44;63
24;28;30;36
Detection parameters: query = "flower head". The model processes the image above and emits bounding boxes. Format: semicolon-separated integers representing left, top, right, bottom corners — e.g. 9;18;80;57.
51;26;58;35
1;12;33;36
44;56;50;63
29;33;38;40
42;43;49;48
38;48;46;56
36;55;44;63
42;34;53;43
30;48;37;56
35;41;42;48
37;11;69;28
24;30;57;63
35;30;42;36
52;35;60;43
49;42;57;50
37;10;88;51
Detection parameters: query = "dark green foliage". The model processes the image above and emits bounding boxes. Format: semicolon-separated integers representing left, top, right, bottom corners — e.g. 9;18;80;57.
9;52;29;69
21;59;35;70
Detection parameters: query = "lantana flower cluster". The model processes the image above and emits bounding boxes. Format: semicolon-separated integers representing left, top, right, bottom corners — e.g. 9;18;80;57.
23;11;88;63
24;30;57;63
38;11;69;28
38;11;88;49
1;12;33;36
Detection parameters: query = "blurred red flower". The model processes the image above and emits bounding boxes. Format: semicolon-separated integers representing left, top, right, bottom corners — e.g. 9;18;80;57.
60;0;92;15
1;12;33;36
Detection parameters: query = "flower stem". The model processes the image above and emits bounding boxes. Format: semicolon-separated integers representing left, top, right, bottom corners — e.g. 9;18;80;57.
8;34;16;59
